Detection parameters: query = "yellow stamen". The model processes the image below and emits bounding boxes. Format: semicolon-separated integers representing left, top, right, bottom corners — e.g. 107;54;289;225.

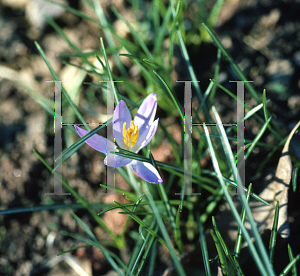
123;122;127;146
122;121;139;150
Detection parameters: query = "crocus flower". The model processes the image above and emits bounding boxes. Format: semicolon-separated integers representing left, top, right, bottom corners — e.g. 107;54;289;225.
75;93;162;184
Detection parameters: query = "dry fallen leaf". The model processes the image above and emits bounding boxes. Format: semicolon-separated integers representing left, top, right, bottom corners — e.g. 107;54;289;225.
251;120;300;238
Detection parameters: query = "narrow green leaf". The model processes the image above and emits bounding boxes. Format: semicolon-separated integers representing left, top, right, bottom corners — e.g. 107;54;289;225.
57;244;90;256
279;254;300;276
70;211;97;242
154;4;173;58
202;24;260;103
262;89;268;122
144;239;157;276
118;53;141;60
245;117;272;160
203;120;273;276
114;148;219;194
196;81;214;116
113;200;168;249
97;200;193;217
153;70;184;123
209;49;221;105
167;2;176;72
43;0;100;25
33;149;125;248
210;229;228;276
100;37;120;104
61;60;102;75
99;184;138;201
53;122;107;166
269;201;279;264
244;103;266;121
144;185;187;276
288;244;297;276
111;6;152;59
95;54;107;71
92;0;128;77
142;59;162;69
135;222;158;276
34;41;91;131
132;194;145;211
125;233;145;276
0;202;110;216
179;183;185;212
118;212;157;216
210;79;239;103
207;0;224;28
211;107;275;275
139;224;146;241
59;48;120;58
292;166;299;192
170;1;213;122
175;206;184;254
212;217;244;276
84;82;140;107
234;183;252;259
149;151;182;252
256;137;287;177
136;230;158;276
203;23;282;141
114;149;149;163
44;14;81;53
201;170;269;206
60;231;125;275
197;212;211;276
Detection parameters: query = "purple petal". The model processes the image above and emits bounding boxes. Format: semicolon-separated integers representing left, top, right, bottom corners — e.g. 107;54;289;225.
113;100;132;148
75;125;115;154
104;154;132;167
130;160;163;184
134;118;159;152
133;93;157;149
134;93;157;130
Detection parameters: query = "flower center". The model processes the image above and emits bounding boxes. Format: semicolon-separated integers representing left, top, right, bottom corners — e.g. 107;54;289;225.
123;121;139;150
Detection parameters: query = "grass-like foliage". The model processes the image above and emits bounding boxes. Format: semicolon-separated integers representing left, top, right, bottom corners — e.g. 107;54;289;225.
2;0;299;275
